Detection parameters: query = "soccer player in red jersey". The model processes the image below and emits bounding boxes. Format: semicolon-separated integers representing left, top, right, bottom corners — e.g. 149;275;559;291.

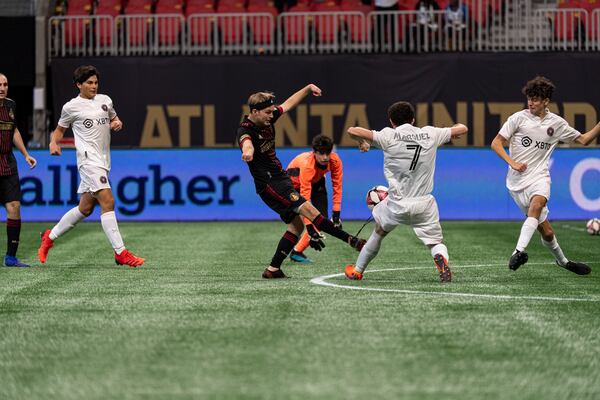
0;73;37;267
237;84;365;278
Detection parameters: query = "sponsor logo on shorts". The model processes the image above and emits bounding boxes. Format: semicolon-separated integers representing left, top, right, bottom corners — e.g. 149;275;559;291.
289;192;299;202
102;104;108;112
100;176;108;184
547;127;554;136
83;119;94;128
521;136;532;147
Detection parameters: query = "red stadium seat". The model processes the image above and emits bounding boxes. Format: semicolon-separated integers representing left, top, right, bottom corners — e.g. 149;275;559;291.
187;0;216;46
398;0;418;10
285;0;311;44
247;1;277;46
216;2;246;45
124;0;153;14
123;1;153;47
340;0;371;43
555;1;583;41
94;1;122;47
66;0;93;15
155;0;184;46
312;1;341;43
63;17;88;46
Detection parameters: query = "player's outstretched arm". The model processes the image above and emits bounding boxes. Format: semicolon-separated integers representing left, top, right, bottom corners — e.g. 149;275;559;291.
491;134;527;172
49;125;66;156
12;128;37;168
241;139;255;162
575;121;600;146
347;127;373;152
449;123;468;139
280;84;322;113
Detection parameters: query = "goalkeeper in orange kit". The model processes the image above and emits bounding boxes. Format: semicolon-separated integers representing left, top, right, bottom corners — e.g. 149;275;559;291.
286;134;343;263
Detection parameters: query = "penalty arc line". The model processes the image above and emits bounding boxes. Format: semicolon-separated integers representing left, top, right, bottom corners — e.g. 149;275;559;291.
310;262;599;302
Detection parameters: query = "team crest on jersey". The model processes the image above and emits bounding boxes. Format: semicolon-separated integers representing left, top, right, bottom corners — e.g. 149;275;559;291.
521;136;532;147
100;176;108;184
83;119;94;128
289;192;300;202
547;127;554;136
8;110;14;121
102;104;108;112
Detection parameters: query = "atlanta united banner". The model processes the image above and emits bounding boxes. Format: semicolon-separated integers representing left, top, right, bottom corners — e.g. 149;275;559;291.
50;53;600;148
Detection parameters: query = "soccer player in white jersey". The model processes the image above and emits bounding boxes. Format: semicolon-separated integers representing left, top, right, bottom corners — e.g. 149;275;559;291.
491;76;600;275
37;65;145;267
344;101;468;283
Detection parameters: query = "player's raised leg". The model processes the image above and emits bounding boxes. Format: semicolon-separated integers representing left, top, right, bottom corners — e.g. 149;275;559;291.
299;202;365;251
263;216;302;279
95;189;144;267
38;194;92;263
538;220;590;275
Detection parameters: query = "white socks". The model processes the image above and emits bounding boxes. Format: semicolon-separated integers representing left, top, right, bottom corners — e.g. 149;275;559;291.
101;211;125;254
542;236;568;267
515;217;539;252
50;207;86;240
430;243;449;261
355;230;384;273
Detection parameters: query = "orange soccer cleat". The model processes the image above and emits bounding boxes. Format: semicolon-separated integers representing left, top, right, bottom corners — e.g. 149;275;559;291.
38;229;54;263
344;264;363;280
433;254;452;283
115;249;145;267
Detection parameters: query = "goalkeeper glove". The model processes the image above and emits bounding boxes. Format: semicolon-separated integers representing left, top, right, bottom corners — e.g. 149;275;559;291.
331;211;342;229
306;224;325;251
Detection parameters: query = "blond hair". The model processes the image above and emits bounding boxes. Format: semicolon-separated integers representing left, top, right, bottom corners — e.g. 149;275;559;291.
248;91;275;106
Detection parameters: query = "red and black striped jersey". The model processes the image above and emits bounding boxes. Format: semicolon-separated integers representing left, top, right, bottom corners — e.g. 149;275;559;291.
0;98;18;176
237;106;287;192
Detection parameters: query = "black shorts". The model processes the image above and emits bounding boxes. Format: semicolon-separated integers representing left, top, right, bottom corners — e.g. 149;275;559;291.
259;177;307;224
0;174;21;204
293;177;328;218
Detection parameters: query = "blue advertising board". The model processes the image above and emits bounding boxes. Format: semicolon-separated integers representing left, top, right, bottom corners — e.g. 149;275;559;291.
15;148;600;221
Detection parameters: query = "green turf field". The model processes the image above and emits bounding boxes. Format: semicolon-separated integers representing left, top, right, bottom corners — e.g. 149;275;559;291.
1;221;599;400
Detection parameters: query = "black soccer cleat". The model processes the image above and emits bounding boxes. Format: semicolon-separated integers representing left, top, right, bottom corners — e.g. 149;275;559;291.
508;250;528;271
262;268;288;279
349;236;366;251
560;261;591;276
433;254;452;283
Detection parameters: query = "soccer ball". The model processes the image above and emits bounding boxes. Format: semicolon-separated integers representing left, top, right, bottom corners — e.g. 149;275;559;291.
586;218;600;235
366;185;388;210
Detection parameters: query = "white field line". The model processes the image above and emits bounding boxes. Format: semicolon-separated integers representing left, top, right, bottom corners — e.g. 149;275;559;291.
310;262;598;302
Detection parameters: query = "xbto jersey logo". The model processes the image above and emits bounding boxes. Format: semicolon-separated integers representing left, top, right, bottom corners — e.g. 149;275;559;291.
521;136;532;147
83;117;110;129
521;136;551;150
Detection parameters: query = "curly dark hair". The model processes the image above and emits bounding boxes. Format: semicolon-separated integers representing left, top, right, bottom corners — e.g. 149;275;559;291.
387;101;415;127
522;76;555;100
312;134;334;154
73;65;99;85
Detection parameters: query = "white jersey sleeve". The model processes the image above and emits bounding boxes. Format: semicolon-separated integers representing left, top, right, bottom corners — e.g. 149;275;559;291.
58;101;76;128
372;127;395;150
498;112;522;140
422;126;451;148
555;117;581;143
105;95;117;120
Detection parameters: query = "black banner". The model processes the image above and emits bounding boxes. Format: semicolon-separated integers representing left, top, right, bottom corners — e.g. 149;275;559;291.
50;53;600;147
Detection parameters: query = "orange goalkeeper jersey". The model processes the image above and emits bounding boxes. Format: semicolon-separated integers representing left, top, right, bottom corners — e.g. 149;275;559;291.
286;151;343;216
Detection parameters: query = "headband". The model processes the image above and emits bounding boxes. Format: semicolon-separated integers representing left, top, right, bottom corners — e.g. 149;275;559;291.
249;97;275;111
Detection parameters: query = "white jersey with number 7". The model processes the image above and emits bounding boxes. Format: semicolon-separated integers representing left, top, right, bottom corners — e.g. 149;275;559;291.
372;124;451;201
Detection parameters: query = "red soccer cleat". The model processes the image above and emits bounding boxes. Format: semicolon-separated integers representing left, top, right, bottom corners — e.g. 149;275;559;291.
38;229;54;264
344;264;363;280
115;249;145;267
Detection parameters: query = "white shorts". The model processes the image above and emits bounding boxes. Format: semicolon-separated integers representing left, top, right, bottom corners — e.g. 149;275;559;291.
509;179;550;223
372;194;443;246
78;165;111;194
